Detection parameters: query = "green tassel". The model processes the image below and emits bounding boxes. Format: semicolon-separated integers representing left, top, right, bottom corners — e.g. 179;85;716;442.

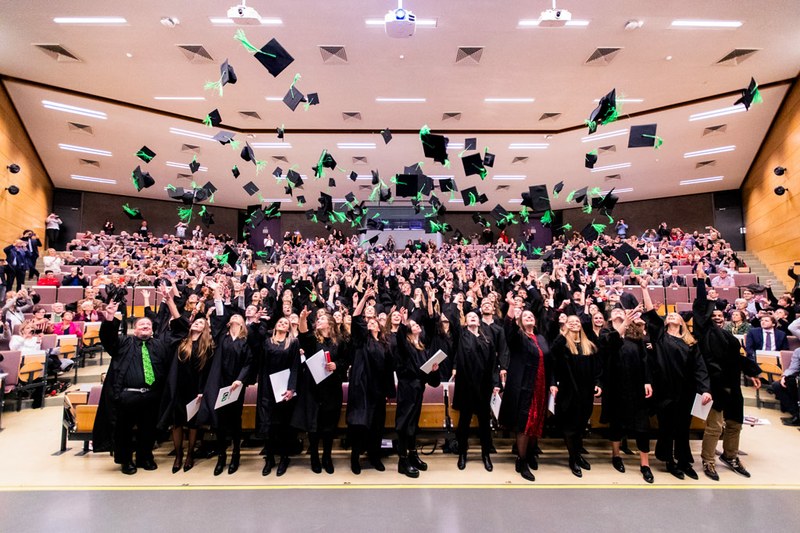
594;245;604;254
122;204;137;216
255;251;266;257
443;159;451;169
461;238;470;245
498;255;504;265
208;192;215;204
606;214;614;224
371;212;381;219
135;150;154;162
562;223;573;231
540;210;553;225
468;192;477;206
601;106;619;125
130;172;139;188
582;205;592;214
642;134;664;149
587;261;595;269
166;184;176;191
369;186;380;202
419;124;431;137
752;86;763;105
234;29;274;56
229;140;241;150
566;190;576;203
311;215;318;223
458;149;467;158
519;206;530;223
204;80;223;97
517;242;527;252
202;115;213;128
215;252;230;264
289;73;302;98
589;186;601;196
255;160;267;174
592;223;606;234
198;205;207;216
584;119;597;131
178;206;194;223
532;247;543;255
479;167;488;180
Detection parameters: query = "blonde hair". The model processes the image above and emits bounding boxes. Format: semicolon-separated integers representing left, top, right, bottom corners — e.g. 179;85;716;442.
564;326;597;356
672;314;697;346
227;315;248;341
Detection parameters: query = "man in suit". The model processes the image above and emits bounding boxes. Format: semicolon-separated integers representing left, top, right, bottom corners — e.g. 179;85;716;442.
21;230;42;281
3;239;30;291
768;348;800;426
744;315;789;361
662;268;686;287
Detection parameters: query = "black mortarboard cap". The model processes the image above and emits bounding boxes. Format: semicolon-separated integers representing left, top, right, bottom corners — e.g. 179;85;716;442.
232;165;240;178
205;109;222;127
611;243;641;265
131;166;155;191
349;171;358;182
307;93;320;105
277;126;285;139
587;88;617;134
396;174;422;197
404;162;423;175
628;124;658;148
213;131;236;145
136;146;156;163
478;193;489;204
371;169;380;185
585;152;598;168
490;204;510;221
122;204;143;220
318;191;334;214
248;208;266;228
220;59;237;86
529;184;551;212
254;38;294;78
379;187;392;202
284;185;293;196
734;77;760;110
461;152;486;178
364;235;380;246
520;191;533;209
273;166;283;179
328;177;336;187
483;151;495;167
439;178;457;192
296;195;306;205
461;186;480;206
242;181;259;196
344;192;356;204
553;181;565;196
263;202;281;220
573;186;589;205
472;213;488;226
465;138;477;151
287;169;303;188
283;87;305;111
201;210;215;227
221;244;239;266
189;159;201;174
367;218;386;231
421;133;449;164
594;188;619;212
580;223;601;242
381;128;392;144
168;187;194;205
240;143;256;163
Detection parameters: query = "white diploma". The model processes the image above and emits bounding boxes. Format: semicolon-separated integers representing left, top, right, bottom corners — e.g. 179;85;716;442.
690;393;713;421
214;385;242;409
306;349;333;384
270;369;291;402
420;349;447;374
185;397;201;421
490;391;502;419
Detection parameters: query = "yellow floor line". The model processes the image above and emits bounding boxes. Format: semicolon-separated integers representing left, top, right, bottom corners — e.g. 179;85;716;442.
1;483;800;492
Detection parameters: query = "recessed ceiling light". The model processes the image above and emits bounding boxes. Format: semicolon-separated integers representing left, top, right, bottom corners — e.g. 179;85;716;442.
689;105;746;121
509;143;549;149
590;162;632;173
624;19;643;30
259;198;292;202
70;174;116;184
680;176;724;185
492;175;527;180
53;17;127;24
251;142;292;149
169;127;215;141
593;98;643;103
154;96;206;101
160;17;180;28
58;144;112;156
671;20;742;28
166;161;208;172
365;18;437;27
484;98;535;103
683;146;736;158
336;143;376;149
599;187;633;194
209;17;282;25
126;52;133;58
518;19;590;27
581;129;628;142
665;55;673;61
42;100;107;120
265;96;284;102
375;97;426;103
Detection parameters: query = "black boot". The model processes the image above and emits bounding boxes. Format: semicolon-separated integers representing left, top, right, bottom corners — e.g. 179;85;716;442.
481;451;493;472
228;451;240;475
351;450;361;475
368;453;386;472
398;456;419;478
310;449;322;474
262;455;275;476
515;457;535;482
569;457;583;478
214;452;226;476
276;456;290;476
408;451;428;471
457;453;467;470
322;453;334;474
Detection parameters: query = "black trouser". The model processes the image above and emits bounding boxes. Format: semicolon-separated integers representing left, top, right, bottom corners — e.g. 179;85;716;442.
266;424;296;458
656;402;692;464
770;376;799;416
28;259;39;280
456;400;493;454
113;390;159;465
6;267;25;291
350;401;387;460
609;424;651;454
46;229;59;248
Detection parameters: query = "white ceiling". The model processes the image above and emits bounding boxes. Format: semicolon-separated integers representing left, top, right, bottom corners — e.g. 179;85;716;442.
1;0;798;212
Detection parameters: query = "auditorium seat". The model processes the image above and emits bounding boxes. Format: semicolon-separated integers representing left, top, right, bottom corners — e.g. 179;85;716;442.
33;286;57;304
734;273;758;287
665;286;690;306
57;286;84;304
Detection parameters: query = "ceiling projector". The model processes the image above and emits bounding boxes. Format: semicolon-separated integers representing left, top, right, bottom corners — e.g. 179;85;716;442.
385;3;416;38
227;2;262;25
538;1;572;27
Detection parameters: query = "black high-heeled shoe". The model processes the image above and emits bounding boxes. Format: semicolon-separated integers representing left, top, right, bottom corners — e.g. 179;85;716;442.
310;451;322;474
172;448;183;474
183;453;195;472
214;453;226;476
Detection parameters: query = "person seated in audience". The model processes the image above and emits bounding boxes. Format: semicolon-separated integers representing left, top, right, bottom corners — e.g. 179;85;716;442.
74;299;102;323
710;268;736;288
2;289;35;331
37;270;61;287
52;310;83;340
50;302;65;324
769;348;800;426
662;267;686;287
62;267;89;287
724;310;751;336
744;314;789;361
30;305;54;335
42;248;63;272
9;319;43;354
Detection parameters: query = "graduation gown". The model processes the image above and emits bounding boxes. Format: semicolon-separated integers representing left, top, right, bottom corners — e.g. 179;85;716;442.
599;329;651;433
550;335;602;435
394;323;441;437
198;333;253;431
291;331;348;433
255;336;300;436
346;316;395;428
451;321;499;413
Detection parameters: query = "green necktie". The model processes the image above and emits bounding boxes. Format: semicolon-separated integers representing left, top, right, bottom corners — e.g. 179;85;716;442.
141;341;155;386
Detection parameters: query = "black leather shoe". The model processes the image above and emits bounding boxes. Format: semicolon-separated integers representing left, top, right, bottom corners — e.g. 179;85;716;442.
310;453;322;474
409;451;428;471
482;452;493;472
781;415;800;426
678;463;698;480
720;455;750;478
576;455;591;470
137;458;157;471
641;466;654;484
228;452;240;475
322;454;334;474
183;454;194;473
398;457;419;478
276;456;290;477
351;452;362;475
172;448;183;474
612;456;625;473
516;457;535;482
262;456;275;476
214;453;226;476
457;453;467;470
121;463;137;475
527;454;538;471
368;456;386;472
569;459;582;478
666;461;685;480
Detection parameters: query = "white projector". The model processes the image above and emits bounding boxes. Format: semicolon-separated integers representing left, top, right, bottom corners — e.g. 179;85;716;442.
227;3;262;25
538;8;572;27
385;8;416;38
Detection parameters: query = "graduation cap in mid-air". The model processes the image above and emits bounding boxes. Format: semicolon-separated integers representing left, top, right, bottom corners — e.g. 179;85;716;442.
734;77;762;110
242;181;259;196
234;31;294;78
585;151;598;169
381;128;393;144
611;243;642;266
131;166;155;191
461;152;487;178
283;86;306;111
420;131;449;164
213;131;236;145
313;150;337;177
135;146;156;163
204;59;237;95
231;165;240;178
122;204;143;220
586;88;617;134
203;109;222;128
628;124;662;149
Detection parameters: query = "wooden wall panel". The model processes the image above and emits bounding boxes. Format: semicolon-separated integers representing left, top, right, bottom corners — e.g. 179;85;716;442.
0;82;53;249
742;77;800;288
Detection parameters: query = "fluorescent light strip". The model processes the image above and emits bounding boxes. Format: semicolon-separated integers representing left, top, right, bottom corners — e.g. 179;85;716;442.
492;175;527;181
449;198;464;203
590;162;632;173
209;17;282;25
429;175;454;180
166;161;208;172
508;199;523;203
70;175;117;185
581;129;628;142
53;17;127;24
689;105;746;121
42;100;107;119
594;98;643;103
365;18;437;27
259;198;292;202
599;188;633;194
446;143;464;150
484;98;535;103
680;176;724;185
58;144;112;156
251;143;292;149
355;175;374;181
154;96;206;101
169;127;215;141
671;20;742;28
265;96;284;102
336;143;376;149
509;143;549;149
518;19;590;27
683;145;736;158
375;97;426;103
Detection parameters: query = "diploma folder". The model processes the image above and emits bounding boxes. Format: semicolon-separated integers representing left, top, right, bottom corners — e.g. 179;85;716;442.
214;384;242;409
306;349;333;384
270;368;291;402
420;349;447;374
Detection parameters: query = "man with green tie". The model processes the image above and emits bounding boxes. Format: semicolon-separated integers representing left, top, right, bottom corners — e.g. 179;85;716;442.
92;299;171;475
